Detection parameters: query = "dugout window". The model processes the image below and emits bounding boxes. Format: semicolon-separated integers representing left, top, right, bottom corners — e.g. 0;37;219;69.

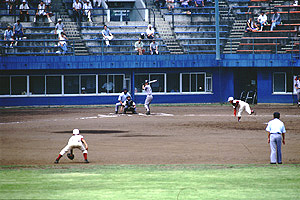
181;73;206;93
81;75;96;94
30;76;45;95
167;73;180;93
134;73;165;93
98;74;125;94
273;72;294;93
0;76;10;95
11;76;27;95
46;76;62;94
64;75;79;94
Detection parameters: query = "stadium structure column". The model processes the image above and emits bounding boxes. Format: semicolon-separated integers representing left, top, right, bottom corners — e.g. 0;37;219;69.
215;0;220;60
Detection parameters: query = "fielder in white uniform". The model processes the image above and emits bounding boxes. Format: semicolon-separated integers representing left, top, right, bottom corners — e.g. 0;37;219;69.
266;112;286;164
142;80;153;115
54;129;89;163
228;97;254;121
295;76;300;107
115;88;131;114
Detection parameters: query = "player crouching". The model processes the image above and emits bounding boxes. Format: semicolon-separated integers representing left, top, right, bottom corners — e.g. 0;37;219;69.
228;97;255;121
123;96;137;114
54;129;89;163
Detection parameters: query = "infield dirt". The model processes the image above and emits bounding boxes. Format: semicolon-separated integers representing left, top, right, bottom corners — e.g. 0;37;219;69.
0;105;299;165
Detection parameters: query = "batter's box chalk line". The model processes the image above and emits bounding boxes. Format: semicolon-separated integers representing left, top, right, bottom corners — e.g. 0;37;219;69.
138;113;174;116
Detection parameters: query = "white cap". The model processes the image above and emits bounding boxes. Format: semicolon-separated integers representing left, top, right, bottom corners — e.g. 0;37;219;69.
22;0;26;2
73;129;80;135
228;97;234;102
58;18;62;21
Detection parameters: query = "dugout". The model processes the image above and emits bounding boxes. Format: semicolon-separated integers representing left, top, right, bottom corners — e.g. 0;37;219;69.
0;54;299;107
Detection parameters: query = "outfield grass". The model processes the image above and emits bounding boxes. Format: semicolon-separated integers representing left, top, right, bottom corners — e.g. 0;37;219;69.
1;164;299;200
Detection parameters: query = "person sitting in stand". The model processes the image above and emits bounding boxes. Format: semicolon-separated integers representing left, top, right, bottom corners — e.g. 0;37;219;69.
194;0;204;7
19;0;30;22
246;16;258;32
270;9;281;31
166;0;175;12
123;96;137;114
34;1;53;23
180;0;191;14
101;25;113;46
55;18;65;36
150;40;159;55
13;20;24;45
83;0;93;22
146;24;155;41
135;38;144;55
58;32;68;55
4;26;15;48
7;0;16;14
257;11;267;31
73;0;82;26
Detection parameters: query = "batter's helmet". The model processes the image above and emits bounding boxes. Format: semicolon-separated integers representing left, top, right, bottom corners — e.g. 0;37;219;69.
228;97;234;102
145;80;149;84
73;129;80;135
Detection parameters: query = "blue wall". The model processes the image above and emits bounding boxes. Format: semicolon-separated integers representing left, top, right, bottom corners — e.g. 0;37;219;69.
1;54;299;106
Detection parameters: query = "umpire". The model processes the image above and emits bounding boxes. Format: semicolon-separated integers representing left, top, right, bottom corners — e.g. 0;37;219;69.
265;112;286;164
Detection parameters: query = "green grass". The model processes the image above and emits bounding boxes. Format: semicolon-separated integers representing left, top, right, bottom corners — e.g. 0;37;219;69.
1;164;299;200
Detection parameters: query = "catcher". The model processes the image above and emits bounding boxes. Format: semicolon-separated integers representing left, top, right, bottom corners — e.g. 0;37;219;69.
228;97;255;121
123;96;137;114
54;129;89;163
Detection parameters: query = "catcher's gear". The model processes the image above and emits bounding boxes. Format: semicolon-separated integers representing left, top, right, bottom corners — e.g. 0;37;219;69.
67;153;74;160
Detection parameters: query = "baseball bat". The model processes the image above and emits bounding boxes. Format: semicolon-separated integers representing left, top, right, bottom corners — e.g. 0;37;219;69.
149;80;157;84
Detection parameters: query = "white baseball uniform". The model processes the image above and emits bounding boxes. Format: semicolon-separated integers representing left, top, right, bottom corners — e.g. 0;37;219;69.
59;134;88;155
144;84;153;112
233;100;252;117
115;91;131;112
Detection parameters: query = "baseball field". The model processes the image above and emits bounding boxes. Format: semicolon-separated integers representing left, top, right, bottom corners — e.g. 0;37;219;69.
1;104;300;199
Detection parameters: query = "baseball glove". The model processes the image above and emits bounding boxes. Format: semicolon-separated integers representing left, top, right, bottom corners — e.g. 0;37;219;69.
67;153;74;160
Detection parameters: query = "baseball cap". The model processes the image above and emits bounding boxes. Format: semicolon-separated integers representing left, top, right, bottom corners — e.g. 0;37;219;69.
145;80;149;83
58;18;62;21
228;97;234;101
73;129;80;135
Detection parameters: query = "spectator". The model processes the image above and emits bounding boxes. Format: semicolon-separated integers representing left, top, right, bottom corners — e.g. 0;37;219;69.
13;20;24;44
7;0;16;14
34;1;53;23
166;0;175;12
246;16;258;32
43;0;51;8
257;11;267;31
101;25;113;46
194;0;204;7
83;0;93;22
150;40;159;55
73;0;82;25
146;24;155;41
270;9;281;31
55;18;65;36
293;0;298;6
159;0;166;7
58;32;68;54
93;0;101;7
134;38;144;55
19;0;30;22
4;26;15;48
180;0;191;14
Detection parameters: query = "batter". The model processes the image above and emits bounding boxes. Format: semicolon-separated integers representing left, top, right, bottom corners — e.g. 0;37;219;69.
142;80;153;115
228;97;254;121
54;129;89;163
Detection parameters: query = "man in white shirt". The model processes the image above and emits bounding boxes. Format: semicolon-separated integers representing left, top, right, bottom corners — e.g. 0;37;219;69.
257;11;267;31
115;88;131;114
295;76;300;106
19;0;30;22
83;0;93;22
34;1;52;22
266;112;286;164
146;24;155;41
73;0;82;25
